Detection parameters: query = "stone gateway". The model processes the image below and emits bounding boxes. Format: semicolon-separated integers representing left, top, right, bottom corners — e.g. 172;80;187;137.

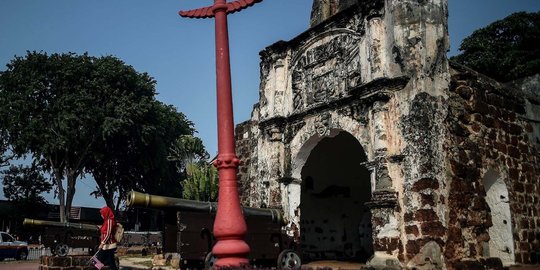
235;0;540;269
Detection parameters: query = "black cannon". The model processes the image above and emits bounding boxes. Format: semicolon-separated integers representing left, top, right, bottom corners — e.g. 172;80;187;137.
23;218;100;256
127;191;301;269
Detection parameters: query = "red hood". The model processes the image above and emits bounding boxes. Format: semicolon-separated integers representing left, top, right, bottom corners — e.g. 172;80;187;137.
100;206;115;220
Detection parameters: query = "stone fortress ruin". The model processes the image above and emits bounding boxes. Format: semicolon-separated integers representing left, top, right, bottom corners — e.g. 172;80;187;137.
235;0;540;269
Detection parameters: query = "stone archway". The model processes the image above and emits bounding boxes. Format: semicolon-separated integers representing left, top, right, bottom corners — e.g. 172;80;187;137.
483;169;515;266
298;131;372;262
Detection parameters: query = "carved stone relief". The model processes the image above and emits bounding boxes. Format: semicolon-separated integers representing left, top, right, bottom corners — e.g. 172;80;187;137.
291;32;362;113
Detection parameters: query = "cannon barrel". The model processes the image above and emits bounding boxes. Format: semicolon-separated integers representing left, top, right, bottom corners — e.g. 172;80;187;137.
127;191;284;225
23;218;99;231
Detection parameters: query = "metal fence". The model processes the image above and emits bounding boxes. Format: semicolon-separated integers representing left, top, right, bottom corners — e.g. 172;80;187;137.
28;247;51;260
27;247;92;260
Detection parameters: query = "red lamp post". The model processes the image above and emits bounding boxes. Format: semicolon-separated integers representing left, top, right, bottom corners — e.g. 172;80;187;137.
179;0;262;267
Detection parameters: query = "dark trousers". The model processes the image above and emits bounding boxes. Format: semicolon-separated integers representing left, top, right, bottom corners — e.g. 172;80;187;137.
98;248;118;270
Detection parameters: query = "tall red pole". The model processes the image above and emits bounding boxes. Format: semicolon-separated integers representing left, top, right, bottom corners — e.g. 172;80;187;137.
179;0;262;268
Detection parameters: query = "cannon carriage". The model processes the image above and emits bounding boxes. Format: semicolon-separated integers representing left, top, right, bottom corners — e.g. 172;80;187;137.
23;218;100;256
127;191;301;269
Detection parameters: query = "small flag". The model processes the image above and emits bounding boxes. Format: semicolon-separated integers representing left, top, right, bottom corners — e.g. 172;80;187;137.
90;255;104;270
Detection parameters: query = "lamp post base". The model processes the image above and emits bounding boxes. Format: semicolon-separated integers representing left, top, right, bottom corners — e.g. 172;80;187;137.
213;239;250;267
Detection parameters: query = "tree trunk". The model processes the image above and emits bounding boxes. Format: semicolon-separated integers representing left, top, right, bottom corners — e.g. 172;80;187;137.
53;168;66;223
65;170;77;221
103;189;114;210
114;190;122;212
95;176;115;210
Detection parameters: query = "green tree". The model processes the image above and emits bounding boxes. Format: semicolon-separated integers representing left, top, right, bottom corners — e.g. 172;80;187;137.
167;134;217;202
182;162;219;202
88;101;196;210
0;51;160;221
2;164;52;205
0;129;14;168
168;135;209;173
0;52;97;222
451;11;540;82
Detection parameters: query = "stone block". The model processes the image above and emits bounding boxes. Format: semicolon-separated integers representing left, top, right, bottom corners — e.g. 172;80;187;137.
521;217;531;229
518;143;530;154
466;211;487;226
420;193;435;207
479;257;503;270
477;232;490;243
519;241;531;251
420;221;445;237
522;252;532;264
415;209;438;222
507;145;521;159
471;122;481;133
525;183;535;193
450;160;468;178
373;237;400;252
41;255;49;265
412;178;439;191
472;100;490;114
404;212;414;222
483;116;495;128
406;240;420;255
458;111;471;124
455;85;473;100
48;256;72;267
453;260;484;270
494;142;507;154
514;182;525;193
71;256;93;266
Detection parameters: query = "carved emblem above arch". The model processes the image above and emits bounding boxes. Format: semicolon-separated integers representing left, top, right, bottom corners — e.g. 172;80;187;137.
291;30;363;113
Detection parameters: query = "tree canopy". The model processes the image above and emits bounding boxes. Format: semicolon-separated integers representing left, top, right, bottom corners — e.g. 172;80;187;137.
451;11;540;82
0;129;13;168
2;164;52;205
0;51;201;218
88;101;195;210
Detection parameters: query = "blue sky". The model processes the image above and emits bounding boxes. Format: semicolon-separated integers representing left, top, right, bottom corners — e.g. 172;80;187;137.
1;0;539;208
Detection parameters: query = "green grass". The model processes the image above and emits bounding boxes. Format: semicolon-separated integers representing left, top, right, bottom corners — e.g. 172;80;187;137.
132;259;154;268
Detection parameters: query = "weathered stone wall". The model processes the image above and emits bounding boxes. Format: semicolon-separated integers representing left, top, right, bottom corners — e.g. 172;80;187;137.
310;0;357;27
40;255;111;270
444;63;540;267
235;118;260;206
234;0;538;268
399;92;448;269
235;0;451;267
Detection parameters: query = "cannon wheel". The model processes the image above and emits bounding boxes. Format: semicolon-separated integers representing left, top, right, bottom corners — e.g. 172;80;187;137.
54;243;69;257
204;252;217;269
277;249;301;270
16;250;28;260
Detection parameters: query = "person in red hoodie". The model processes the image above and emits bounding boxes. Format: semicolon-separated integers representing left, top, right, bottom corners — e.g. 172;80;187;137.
98;206;118;270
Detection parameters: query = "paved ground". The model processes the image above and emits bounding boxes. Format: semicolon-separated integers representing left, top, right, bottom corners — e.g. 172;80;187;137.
0;262;39;270
120;256;176;270
119;258;540;270
0;257;538;269
302;260;364;270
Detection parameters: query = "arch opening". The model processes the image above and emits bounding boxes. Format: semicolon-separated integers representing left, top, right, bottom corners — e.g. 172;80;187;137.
299;131;372;263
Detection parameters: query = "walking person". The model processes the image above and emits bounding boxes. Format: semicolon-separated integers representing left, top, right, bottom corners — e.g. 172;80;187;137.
98;206;118;270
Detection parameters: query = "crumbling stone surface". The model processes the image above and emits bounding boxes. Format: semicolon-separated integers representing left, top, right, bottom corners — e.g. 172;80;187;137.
235;119;260;206
234;0;539;269
444;62;540;267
